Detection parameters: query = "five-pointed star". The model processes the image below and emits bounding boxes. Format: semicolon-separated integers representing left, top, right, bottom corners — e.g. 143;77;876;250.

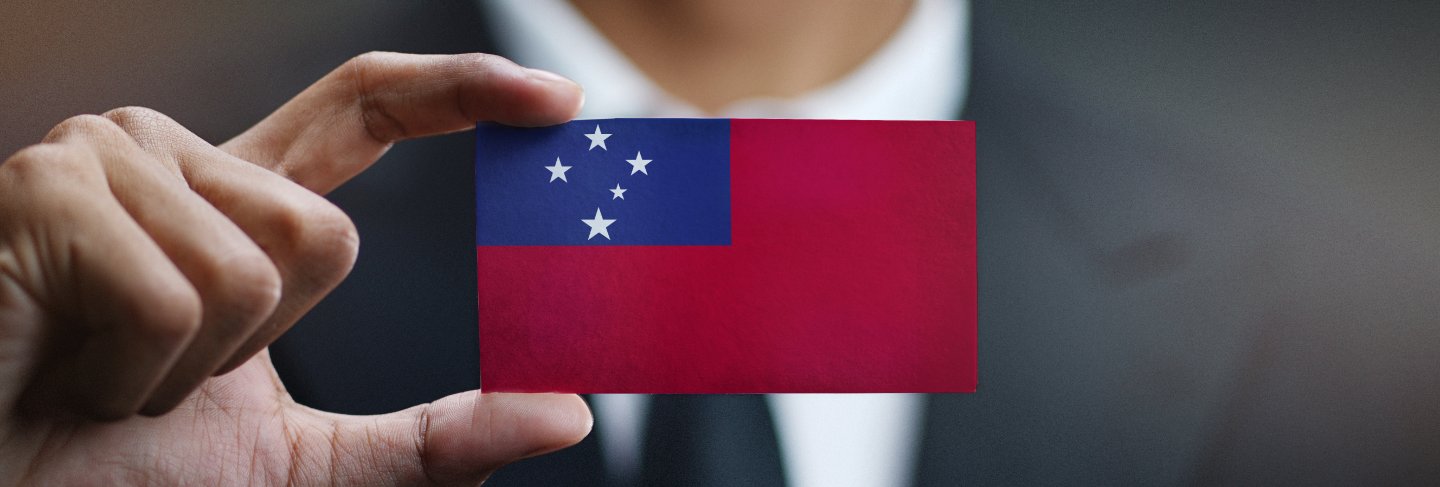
582;208;616;240
585;125;611;150
627;151;652;175
545;157;572;182
609;183;627;200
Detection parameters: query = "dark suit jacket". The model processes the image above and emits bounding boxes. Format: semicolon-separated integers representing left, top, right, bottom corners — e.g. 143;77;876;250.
5;1;1438;485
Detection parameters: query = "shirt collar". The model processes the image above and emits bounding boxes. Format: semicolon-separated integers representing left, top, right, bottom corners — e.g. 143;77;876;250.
484;0;968;120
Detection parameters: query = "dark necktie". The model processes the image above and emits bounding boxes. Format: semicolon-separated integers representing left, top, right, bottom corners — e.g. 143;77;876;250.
639;394;788;487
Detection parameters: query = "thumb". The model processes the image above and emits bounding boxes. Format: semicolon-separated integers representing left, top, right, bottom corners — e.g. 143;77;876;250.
315;392;592;486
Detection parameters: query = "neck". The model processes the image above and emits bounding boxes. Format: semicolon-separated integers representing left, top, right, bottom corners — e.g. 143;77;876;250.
569;0;913;113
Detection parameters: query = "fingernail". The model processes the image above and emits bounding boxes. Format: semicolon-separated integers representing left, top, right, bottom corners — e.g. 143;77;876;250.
527;68;584;116
526;68;575;86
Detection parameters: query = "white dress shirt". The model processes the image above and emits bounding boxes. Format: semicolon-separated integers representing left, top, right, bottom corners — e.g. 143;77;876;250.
483;1;969;485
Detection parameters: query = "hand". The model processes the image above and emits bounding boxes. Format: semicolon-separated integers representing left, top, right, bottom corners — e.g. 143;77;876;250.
0;52;590;485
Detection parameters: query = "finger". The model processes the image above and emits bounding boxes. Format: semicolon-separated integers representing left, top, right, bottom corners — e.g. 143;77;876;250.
85;107;285;415
7;118;203;420
222;51;584;194
301;392;591;486
105;110;360;375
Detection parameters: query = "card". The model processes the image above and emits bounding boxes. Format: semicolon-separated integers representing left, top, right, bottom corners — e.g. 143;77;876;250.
475;118;975;393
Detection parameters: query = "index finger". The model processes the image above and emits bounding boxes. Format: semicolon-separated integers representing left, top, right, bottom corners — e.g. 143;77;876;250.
221;52;584;194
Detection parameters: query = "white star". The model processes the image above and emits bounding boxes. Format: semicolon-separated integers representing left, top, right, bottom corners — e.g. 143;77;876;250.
545;157;572;182
627;151;652;175
609;184;627;200
581;208;616;240
585;125;611;150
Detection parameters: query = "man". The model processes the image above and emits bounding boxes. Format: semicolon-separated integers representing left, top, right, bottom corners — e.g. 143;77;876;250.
2;0;959;484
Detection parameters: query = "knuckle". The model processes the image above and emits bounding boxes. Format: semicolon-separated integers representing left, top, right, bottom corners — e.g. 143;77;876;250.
343;51;402;86
0;145;104;226
273;196;360;286
348;50;394;69
46;114;125;142
102;106;169;134
102;107;185;152
5;143;72;171
129;281;204;346
102;106;191;178
2;143;102;184
8;143;68;164
452;52;508;71
344;51;405;142
207;250;283;322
